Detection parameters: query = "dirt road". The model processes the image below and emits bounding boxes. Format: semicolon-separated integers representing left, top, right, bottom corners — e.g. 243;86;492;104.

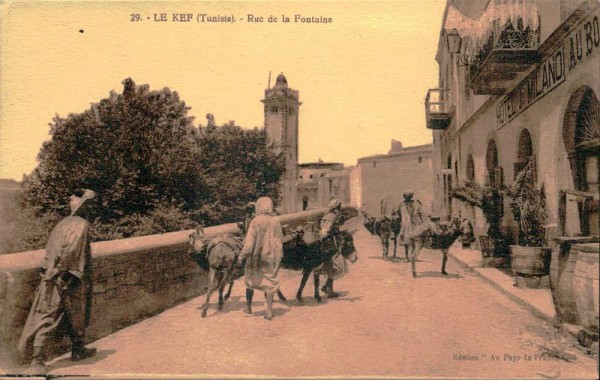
45;218;598;379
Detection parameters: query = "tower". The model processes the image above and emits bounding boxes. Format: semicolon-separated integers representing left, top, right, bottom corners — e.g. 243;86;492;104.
262;73;301;213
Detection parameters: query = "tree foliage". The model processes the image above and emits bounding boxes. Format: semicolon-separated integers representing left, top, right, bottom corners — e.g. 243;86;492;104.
6;78;285;252
504;160;548;247
451;180;503;239
195;123;284;225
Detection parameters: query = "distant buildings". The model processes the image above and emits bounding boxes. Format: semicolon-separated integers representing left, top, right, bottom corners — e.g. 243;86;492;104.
261;74;434;214
356;141;433;217
296;161;352;211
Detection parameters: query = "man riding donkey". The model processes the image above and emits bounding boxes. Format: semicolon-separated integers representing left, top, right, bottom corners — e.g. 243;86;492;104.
318;197;349;298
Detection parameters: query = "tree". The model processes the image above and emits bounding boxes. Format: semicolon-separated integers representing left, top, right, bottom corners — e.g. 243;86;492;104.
194;122;284;225
12;78;285;249
21;78;202;238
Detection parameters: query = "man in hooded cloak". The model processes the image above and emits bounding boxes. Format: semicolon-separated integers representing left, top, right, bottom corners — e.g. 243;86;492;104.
239;197;284;320
19;189;98;374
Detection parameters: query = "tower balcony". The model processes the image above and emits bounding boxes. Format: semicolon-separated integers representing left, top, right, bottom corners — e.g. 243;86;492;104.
425;88;452;130
468;19;541;95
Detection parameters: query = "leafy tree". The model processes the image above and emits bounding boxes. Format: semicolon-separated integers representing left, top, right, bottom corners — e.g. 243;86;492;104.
22;78;202;224
194;123;284;225
9;78;285;251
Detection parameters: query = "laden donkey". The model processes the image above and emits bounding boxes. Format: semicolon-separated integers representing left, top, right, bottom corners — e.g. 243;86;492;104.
405;217;471;278
189;226;243;318
363;212;401;260
283;223;358;303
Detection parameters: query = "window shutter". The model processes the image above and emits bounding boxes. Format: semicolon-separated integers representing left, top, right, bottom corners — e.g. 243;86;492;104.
529;155;537;183
493;166;504;186
514;160;527;180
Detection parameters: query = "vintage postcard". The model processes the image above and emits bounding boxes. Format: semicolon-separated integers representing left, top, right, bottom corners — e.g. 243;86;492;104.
0;0;598;379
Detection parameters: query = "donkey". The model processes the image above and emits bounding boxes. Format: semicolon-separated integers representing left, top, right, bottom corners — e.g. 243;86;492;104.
363;212;401;260
284;224;358;303
189;226;244;318
405;217;469;278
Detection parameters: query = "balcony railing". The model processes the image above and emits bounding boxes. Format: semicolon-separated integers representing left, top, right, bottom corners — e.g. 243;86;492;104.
469;18;541;95
425;88;452;130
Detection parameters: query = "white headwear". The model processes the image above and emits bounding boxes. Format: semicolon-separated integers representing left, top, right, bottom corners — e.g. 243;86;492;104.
70;189;96;215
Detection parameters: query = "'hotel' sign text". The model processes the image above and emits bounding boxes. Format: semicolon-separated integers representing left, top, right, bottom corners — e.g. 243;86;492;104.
497;14;599;128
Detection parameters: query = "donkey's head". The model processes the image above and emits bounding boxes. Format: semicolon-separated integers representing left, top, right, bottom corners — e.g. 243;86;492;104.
340;228;358;263
362;213;376;232
189;226;209;270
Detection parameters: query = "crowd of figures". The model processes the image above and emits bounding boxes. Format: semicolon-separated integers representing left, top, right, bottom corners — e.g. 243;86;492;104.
363;191;474;278
17;190;358;376
16;188;471;376
188;197;358;320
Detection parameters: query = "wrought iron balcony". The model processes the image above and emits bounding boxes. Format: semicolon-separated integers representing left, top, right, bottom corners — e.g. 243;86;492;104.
425;89;452;130
469;19;541;95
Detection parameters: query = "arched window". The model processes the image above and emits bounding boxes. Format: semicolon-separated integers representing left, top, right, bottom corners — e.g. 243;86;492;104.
563;86;599;236
514;128;535;182
517;129;533;158
486;139;502;187
466;154;475;182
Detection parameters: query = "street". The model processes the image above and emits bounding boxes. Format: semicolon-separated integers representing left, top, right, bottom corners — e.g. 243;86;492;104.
46;217;598;379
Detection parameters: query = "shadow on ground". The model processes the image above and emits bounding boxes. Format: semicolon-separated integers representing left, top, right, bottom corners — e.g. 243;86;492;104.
49;348;116;371
415;271;462;279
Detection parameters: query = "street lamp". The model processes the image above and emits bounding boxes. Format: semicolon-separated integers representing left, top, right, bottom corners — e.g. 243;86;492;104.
444;28;462;54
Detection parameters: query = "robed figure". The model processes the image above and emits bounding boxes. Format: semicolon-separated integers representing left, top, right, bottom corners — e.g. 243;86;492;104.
239;197;284;320
318;197;347;297
19;189;98;374
398;190;425;259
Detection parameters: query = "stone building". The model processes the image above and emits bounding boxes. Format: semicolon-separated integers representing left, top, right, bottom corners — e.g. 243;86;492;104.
296;161;351;211
356;141;434;217
427;0;599;241
262;73;301;213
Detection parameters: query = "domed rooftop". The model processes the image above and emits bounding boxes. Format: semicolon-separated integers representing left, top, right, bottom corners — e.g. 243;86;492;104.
274;72;288;88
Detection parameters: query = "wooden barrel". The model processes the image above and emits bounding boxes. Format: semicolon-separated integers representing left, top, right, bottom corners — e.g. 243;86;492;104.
510;245;551;276
574;243;599;333
550;237;598;325
550;242;581;324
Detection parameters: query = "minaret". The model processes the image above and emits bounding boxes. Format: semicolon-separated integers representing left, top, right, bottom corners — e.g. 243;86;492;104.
262;73;301;213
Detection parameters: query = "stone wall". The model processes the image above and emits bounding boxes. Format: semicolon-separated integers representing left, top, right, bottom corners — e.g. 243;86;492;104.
0;207;356;368
358;146;434;217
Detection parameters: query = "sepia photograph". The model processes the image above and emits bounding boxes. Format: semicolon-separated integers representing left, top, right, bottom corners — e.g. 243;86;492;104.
0;0;598;378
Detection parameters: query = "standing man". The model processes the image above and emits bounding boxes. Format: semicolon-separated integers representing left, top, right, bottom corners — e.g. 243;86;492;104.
398;190;424;261
319;197;346;298
19;189;98;374
239;197;284;320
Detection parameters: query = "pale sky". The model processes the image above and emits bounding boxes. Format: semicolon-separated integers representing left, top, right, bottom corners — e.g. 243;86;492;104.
0;0;446;180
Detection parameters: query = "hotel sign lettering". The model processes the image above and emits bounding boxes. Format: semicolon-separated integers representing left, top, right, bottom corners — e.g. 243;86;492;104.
497;14;600;128
496;48;565;127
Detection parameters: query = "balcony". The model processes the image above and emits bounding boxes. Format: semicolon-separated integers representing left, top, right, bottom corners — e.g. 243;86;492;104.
468;19;541;95
425;88;452;130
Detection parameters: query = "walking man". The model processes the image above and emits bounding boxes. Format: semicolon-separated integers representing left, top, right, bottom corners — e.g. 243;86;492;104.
319;197;347;298
19;189;98;374
239;197;284;320
398;190;424;261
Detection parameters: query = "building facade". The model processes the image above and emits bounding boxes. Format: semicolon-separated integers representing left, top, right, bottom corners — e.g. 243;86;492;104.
427;0;599;241
357;141;434;217
262;73;301;213
296;161;351;211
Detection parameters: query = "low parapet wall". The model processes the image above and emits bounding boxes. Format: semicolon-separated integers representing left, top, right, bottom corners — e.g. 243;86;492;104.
0;206;356;367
